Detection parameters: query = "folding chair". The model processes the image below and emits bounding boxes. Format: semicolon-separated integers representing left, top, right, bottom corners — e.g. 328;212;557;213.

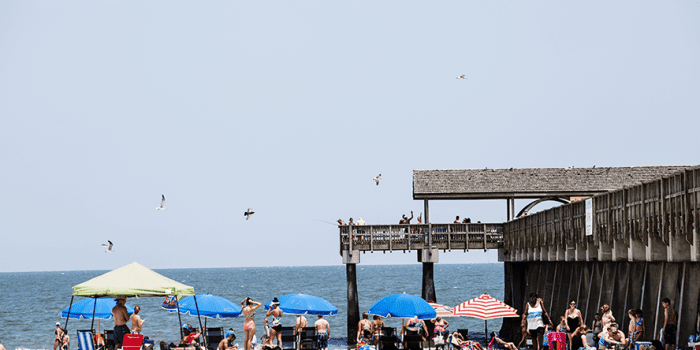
123;334;144;350
77;330;95;350
279;327;296;350
299;327;317;350
206;327;225;350
103;330;115;350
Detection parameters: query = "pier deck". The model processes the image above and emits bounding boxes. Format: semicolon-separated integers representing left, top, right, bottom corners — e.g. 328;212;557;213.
339;223;503;253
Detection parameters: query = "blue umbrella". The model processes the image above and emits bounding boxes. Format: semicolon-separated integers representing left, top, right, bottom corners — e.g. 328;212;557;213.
61;298;134;319
264;293;338;316
369;293;436;319
173;294;242;318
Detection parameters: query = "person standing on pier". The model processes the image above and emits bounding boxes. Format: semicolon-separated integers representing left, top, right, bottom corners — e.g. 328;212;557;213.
523;293;552;350
399;212;413;224
661;298;677;350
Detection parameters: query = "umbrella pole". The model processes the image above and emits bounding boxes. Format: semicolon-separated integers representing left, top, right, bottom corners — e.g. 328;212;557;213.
91;297;98;332
64;295;75;332
484;320;487;340
194;295;205;349
177;298;184;340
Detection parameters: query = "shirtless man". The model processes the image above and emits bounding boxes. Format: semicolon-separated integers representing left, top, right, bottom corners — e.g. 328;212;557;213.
295;314;308;349
599;323;627;350
454;216;460;223
315;315;330;350
112;297;130;350
218;331;237;350
130;306;145;334
399;212;414;225
662;298;677;350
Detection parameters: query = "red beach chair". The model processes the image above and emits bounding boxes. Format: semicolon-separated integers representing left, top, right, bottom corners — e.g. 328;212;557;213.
122;334;144;350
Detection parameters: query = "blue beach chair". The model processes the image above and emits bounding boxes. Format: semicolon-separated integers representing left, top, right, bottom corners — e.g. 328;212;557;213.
77;330;95;350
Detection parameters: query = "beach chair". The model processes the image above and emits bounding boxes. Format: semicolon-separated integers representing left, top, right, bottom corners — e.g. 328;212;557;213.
379;328;399;350
77;330;95;350
205;327;225;350
299;327;317;350
123;334;144;350
104;330;115;350
457;330;469;340
279;327;296;350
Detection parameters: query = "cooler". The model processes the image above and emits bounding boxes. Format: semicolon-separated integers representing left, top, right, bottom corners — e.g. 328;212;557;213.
635;341;652;350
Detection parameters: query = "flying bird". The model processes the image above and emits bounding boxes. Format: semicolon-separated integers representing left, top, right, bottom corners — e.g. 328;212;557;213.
244;208;255;220
156;195;166;210
102;240;114;253
373;174;381;186
456;75;467;80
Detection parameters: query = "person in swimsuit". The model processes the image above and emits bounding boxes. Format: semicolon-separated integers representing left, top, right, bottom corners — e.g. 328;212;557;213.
54;322;64;350
571;325;592;350
315;315;330;350
241;297;262;350
371;315;386;345
627;310;638;350
593;313;603;343
402;316;428;341
295;314;308;350
601;305;615;330
661;298;677;350
490;332;517;350
433;317;449;339
635;310;645;343
357;313;372;343
566;300;583;343
599;323;626;350
523;293;552;350
218;331;237;350
267;298;283;347
517;317;528;348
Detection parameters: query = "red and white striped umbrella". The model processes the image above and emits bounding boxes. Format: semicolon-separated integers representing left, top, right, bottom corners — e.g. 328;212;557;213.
428;302;456;318
452;294;519;320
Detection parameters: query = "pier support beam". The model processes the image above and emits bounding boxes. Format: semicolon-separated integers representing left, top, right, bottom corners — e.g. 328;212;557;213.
418;249;438;302
346;263;359;346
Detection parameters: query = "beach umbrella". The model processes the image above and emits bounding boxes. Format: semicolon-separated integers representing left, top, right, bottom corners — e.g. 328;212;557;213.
61;297;135;319
264;293;338;316
173;294;242;318
369;293;436;319
428;302;456;318
453;294;519;335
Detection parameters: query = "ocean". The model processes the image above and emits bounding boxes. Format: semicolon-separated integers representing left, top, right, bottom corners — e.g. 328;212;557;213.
0;264;504;350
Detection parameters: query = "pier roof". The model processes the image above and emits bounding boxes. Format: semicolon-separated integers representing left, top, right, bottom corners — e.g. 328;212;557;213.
413;166;691;199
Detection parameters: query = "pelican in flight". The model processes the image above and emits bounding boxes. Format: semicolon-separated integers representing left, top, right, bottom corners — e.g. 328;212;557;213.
244;208;255;220
373;174;381;186
156;195;166;210
102;240;114;252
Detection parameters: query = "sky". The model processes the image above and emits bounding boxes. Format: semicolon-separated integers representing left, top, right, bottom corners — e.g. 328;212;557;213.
1;1;699;272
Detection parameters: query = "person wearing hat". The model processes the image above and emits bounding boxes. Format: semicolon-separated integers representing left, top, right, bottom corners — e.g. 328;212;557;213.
112;297;130;349
218;331;237;350
267;298;283;347
54;322;64;350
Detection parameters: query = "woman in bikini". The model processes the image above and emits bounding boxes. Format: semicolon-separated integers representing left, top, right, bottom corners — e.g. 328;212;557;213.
241;297;262;350
433;317;450;339
371;315;386;345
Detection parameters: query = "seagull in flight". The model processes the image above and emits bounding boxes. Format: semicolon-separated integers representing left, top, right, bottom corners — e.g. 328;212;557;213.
156;195;166;210
244;208;255;220
456;75;467;80
102;240;114;252
373;174;381;186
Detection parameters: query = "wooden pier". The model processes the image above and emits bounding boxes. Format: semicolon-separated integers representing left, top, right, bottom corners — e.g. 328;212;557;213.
340;165;700;347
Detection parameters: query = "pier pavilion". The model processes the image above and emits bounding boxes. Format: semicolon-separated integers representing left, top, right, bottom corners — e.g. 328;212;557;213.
340;165;700;345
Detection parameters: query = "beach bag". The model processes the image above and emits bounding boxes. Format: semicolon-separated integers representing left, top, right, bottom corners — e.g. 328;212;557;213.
433;336;445;345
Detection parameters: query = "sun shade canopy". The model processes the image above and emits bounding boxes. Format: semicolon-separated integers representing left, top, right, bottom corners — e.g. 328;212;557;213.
72;262;195;299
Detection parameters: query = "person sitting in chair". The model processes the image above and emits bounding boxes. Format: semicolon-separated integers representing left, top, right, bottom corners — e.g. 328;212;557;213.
450;332;483;350
218;331;238;350
402;316;428;340
490;332;517;350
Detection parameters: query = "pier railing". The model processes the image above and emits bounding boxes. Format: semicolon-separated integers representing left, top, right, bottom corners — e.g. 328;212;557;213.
504;166;700;259
339;223;504;254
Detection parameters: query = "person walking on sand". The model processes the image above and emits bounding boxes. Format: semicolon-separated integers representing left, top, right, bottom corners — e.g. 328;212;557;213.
267;298;283;347
112;297;130;350
661;298;677;350
241;297;262;350
315;315;330;350
130;305;145;334
523;293;552;350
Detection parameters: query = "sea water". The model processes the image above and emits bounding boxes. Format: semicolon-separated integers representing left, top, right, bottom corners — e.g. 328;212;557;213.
0;264;504;350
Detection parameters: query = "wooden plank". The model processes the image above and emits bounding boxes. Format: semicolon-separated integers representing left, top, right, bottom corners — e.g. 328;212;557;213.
661;178;667;244
695;169;699;244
